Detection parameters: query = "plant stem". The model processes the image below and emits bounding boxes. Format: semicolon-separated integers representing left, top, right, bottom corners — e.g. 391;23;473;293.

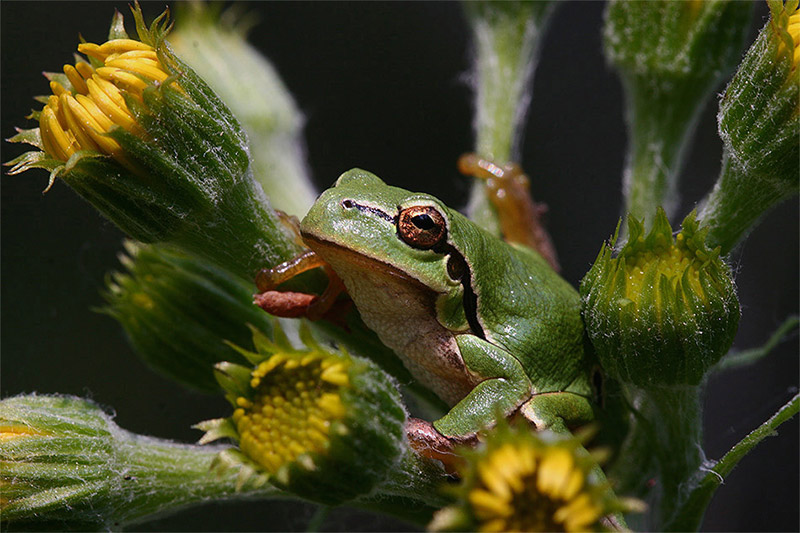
666;392;800;531
111;435;283;527
621;76;708;229
463;1;553;235
699;152;796;255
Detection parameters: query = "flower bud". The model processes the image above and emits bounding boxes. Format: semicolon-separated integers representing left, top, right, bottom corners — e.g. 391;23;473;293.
0;394;277;529
580;209;740;388
6;6;300;281
429;422;627;532
699;0;800;253
604;0;754;224
197;322;407;505
102;241;275;393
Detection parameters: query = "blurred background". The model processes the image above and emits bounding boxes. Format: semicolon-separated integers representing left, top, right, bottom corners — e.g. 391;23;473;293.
1;2;796;531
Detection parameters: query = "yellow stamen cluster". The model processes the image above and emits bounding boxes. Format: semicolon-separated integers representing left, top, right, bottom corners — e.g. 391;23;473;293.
468;443;602;532
39;38;170;162
232;352;350;474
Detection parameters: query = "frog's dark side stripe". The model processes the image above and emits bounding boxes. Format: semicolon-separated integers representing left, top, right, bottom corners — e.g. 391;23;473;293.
344;199;486;341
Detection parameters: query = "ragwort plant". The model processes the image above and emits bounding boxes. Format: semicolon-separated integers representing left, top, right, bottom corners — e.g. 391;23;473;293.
2;2;797;531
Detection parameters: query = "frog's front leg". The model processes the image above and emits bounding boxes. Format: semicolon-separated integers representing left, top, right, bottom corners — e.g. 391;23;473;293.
519;391;595;434
254;249;349;323
433;335;533;438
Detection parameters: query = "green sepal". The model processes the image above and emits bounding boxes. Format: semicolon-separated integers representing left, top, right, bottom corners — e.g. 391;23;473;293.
214;361;255;405
107;9;129;40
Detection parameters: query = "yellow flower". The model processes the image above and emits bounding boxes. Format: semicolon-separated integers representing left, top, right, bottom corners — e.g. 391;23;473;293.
39;38;171;162
197;323;407;504
468;443;602;532
431;424;624;533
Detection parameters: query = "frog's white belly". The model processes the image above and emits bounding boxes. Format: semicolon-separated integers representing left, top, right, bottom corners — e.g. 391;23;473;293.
309;240;475;406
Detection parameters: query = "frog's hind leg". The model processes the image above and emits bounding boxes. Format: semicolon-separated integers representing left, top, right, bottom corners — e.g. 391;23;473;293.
433;335;533;438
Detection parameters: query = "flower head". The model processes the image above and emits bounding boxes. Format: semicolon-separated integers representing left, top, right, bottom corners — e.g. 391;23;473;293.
430;423;625;532
581;209;739;388
197;322;407;504
6;5;302;281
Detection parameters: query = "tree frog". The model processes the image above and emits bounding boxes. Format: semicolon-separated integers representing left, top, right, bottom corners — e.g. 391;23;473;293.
258;169;595;439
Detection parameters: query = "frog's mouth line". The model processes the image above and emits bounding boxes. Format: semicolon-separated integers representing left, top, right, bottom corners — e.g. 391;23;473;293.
300;232;432;291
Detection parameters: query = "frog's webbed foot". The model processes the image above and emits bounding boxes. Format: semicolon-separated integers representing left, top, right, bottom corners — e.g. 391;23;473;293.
518;391;595;433
254;246;351;326
458;153;560;272
405;417;475;475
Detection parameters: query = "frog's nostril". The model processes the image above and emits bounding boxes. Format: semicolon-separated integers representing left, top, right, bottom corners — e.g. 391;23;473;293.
341;199;355;209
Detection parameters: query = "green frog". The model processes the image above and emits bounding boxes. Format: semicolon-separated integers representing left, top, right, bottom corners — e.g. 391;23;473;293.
257;168;595;439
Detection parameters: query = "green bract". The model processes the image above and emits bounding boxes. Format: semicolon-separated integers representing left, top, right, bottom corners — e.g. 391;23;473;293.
581;209;740;388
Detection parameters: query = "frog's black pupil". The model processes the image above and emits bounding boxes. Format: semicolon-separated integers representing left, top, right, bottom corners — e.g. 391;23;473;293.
411;214;435;230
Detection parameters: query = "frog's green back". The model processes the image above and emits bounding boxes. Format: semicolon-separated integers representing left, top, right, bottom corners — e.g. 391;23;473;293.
446;208;588;393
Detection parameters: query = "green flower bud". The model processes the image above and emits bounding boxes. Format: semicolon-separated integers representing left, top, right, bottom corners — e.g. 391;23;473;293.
580;209;740;388
102;241;275;393
429;422;630;533
699;0;800;253
5;6;300;281
604;0;753;224
169;3;316;217
0;394;278;530
198;322;408;505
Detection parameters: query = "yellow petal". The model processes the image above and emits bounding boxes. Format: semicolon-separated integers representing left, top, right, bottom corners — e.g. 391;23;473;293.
61;94;101;152
536;447;574;499
104;57;168;83
49;80;68;97
95;67;148;97
468;488;513;519
86;77;137;131
73;95;123;156
97;38;154;55
63;64;88;95
39;105;76;161
478;460;512;501
74;61;94;80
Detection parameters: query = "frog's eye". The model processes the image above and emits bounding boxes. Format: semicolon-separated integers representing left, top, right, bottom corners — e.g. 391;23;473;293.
397;205;447;250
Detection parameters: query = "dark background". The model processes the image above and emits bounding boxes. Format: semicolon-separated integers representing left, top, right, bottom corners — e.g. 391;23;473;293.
2;2;797;531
